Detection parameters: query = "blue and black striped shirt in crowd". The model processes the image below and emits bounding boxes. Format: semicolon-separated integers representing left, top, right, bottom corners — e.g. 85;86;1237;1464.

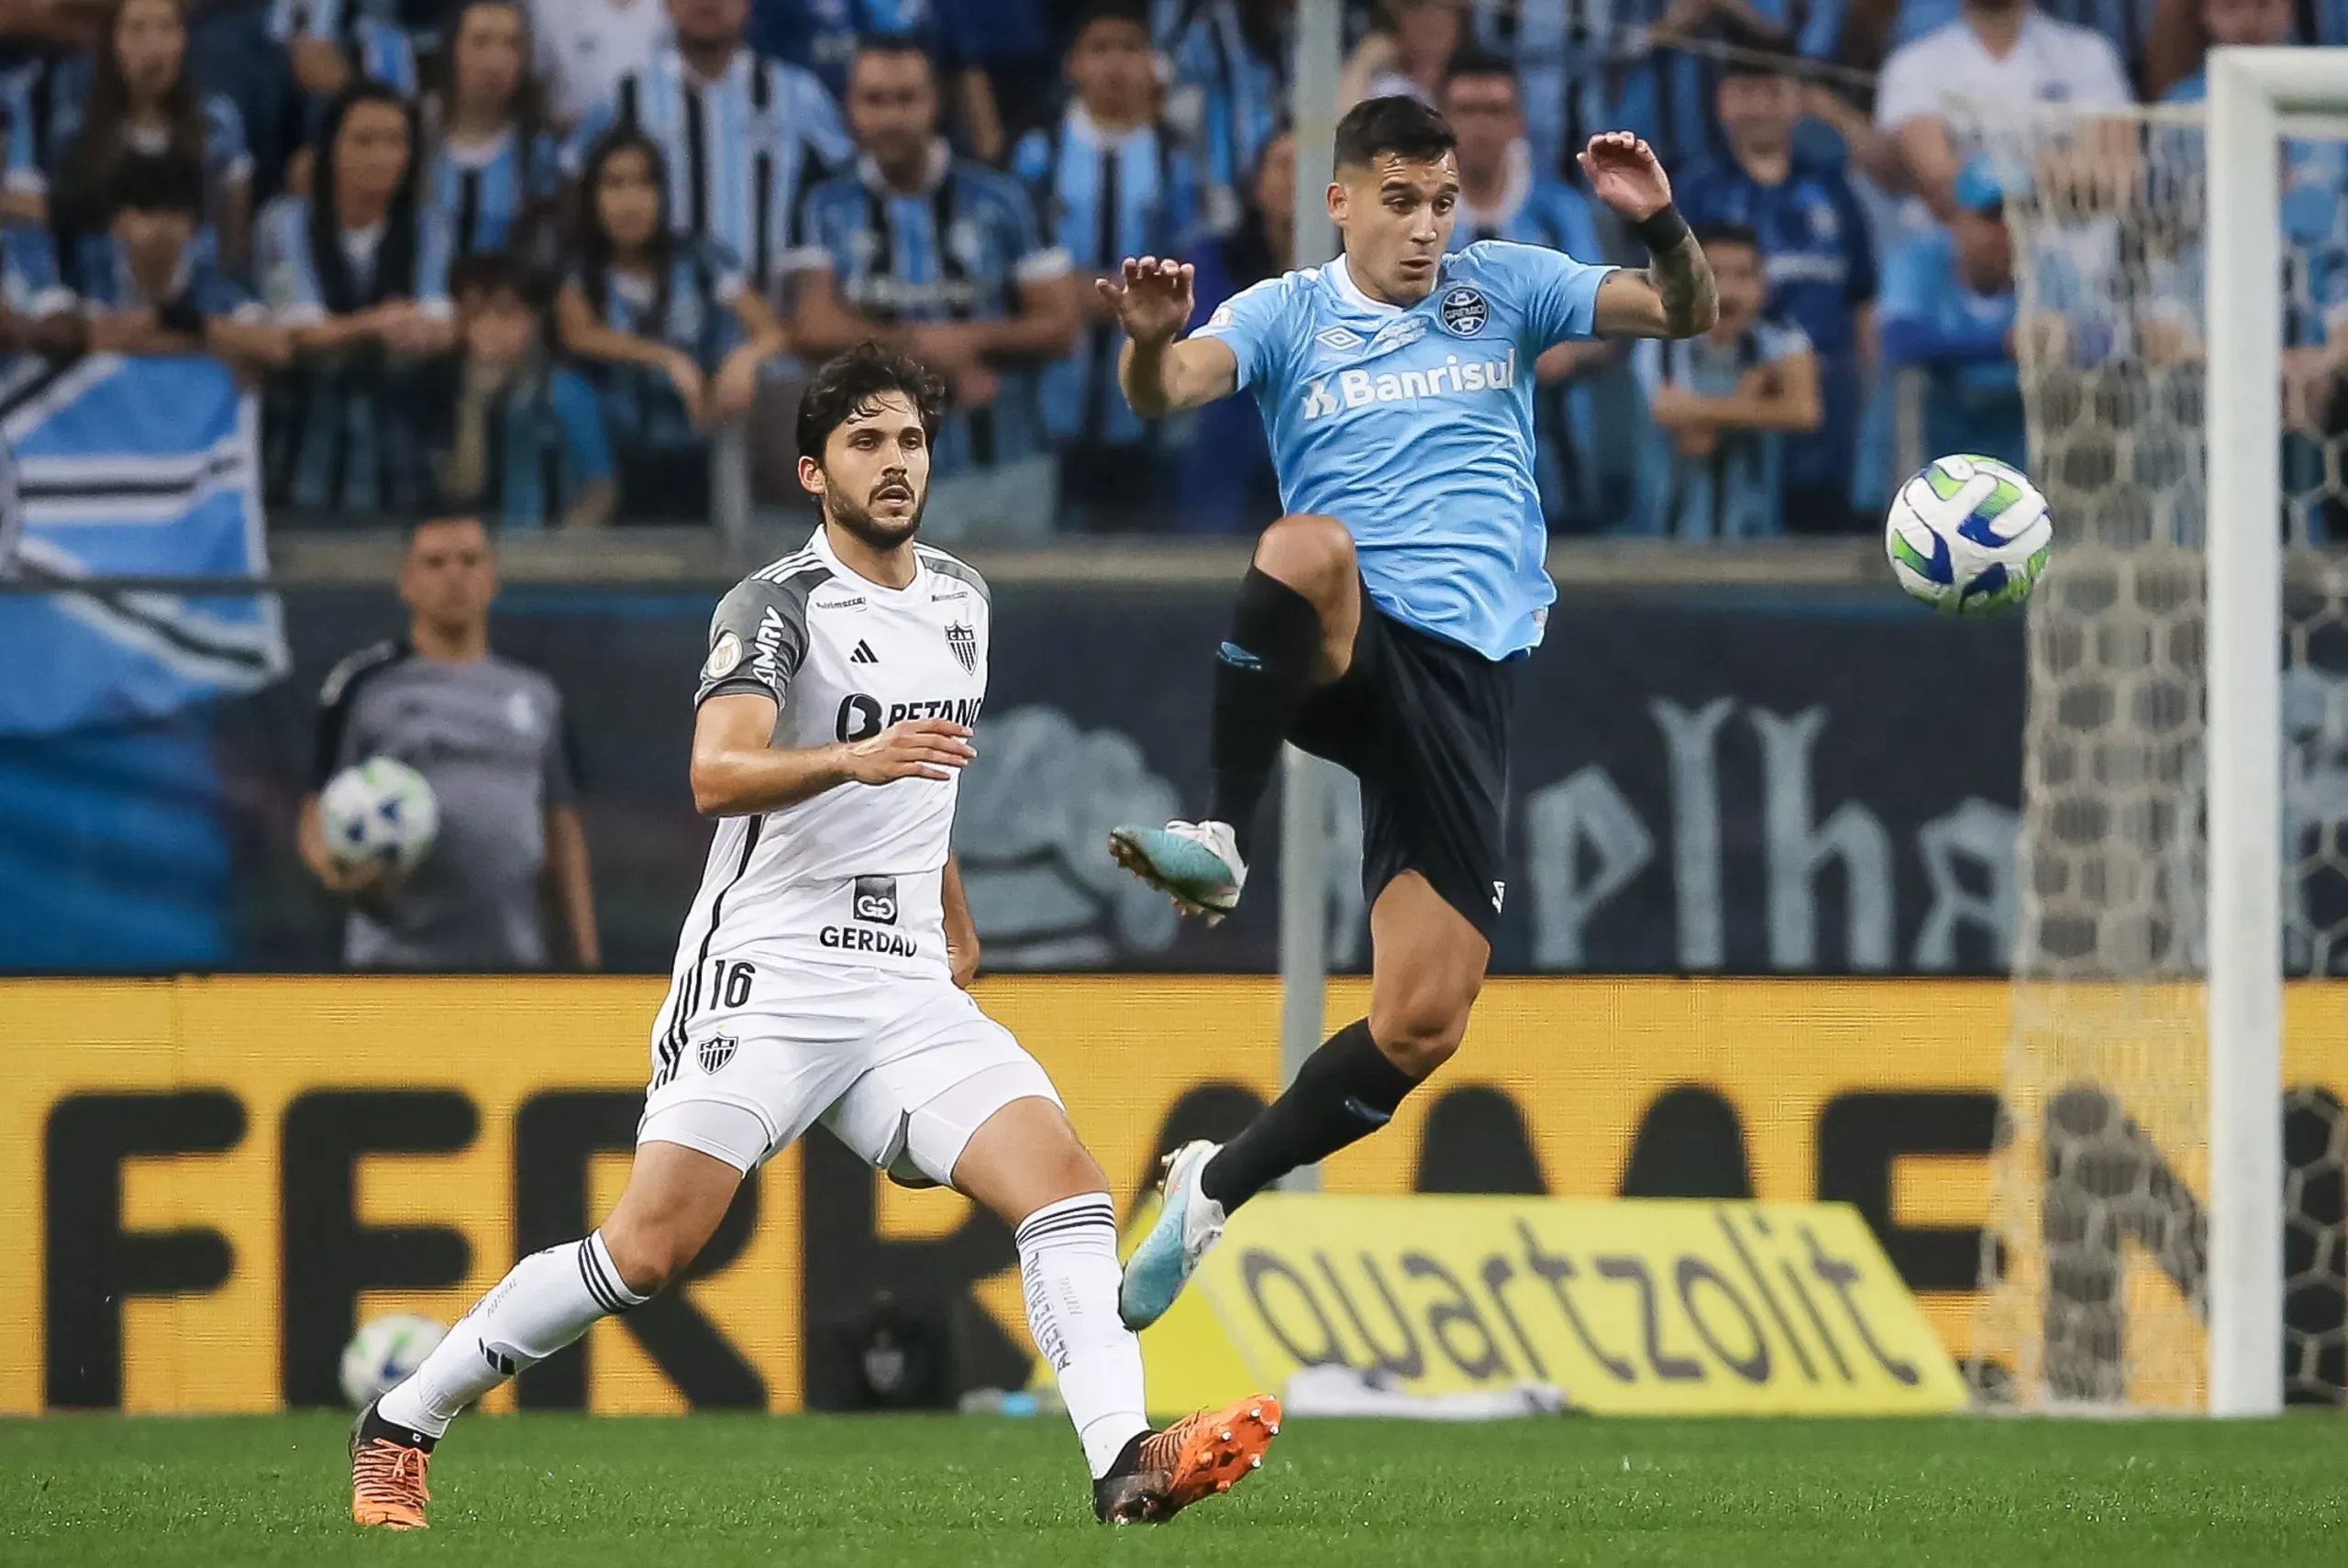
1160;0;1285;234
417;127;563;304
566;47;850;291
1;55;253;209
269;0;420;95
800;143;1071;474
471;366;616;532
570;241;748;454
255;193;434;513
1013;108;1199;448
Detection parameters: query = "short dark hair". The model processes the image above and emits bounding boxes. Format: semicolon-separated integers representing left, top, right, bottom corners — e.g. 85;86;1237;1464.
853;32;936;79
1333;94;1456;171
1718;21;1798;78
795;341;947;462
108;150;205;218
450;250;522;303
1070;0;1151;37
1443;49;1519;93
1693;220;1762;253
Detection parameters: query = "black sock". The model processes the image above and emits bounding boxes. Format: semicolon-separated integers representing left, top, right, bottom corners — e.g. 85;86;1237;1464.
1199;1020;1417;1210
1206;567;1324;860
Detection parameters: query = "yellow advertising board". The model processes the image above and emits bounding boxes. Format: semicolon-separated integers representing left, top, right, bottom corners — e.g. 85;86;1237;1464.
1152;1195;1967;1416
0;975;2342;1415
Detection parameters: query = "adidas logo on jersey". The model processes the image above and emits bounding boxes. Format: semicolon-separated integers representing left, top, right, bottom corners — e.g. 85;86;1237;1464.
1301;348;1518;420
849;639;880;665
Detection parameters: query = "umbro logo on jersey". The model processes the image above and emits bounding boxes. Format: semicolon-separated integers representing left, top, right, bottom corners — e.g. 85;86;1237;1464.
849;639;880;665
1301;348;1517;420
1314;326;1366;353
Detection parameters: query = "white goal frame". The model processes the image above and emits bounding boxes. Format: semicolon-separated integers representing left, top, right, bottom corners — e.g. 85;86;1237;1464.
2206;46;2348;1419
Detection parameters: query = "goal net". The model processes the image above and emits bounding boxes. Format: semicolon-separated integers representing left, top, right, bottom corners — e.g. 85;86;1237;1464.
1966;56;2348;1412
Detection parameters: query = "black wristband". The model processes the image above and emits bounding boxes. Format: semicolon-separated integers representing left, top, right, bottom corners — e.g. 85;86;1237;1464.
1631;204;1691;254
156;293;205;339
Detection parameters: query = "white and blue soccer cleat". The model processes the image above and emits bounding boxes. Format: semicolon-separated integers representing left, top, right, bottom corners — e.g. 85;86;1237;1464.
1119;1140;1227;1331
1107;821;1246;920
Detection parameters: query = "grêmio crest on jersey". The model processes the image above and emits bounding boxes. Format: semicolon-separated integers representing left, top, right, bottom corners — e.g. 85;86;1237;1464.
1437;285;1489;337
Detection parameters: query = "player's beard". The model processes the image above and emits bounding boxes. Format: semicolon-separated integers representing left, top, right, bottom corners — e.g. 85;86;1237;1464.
825;478;926;551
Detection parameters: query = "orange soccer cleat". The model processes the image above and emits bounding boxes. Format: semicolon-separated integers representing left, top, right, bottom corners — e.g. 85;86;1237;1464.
1093;1394;1282;1524
349;1402;435;1530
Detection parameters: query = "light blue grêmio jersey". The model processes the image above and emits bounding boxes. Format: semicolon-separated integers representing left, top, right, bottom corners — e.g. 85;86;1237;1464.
1193;241;1613;660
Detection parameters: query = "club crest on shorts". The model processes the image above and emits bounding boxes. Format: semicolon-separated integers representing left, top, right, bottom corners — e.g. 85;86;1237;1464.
945;623;978;674
1438;285;1489;337
697;1033;737;1075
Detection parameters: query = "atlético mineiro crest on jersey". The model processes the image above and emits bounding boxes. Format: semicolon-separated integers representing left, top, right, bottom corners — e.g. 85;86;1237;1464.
698;1034;737;1075
1438;286;1489;337
945;623;978;674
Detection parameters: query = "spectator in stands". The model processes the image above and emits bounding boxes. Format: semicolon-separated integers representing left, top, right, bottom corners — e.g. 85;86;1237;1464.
1634;223;1820;538
1013;2;1199;532
69;149;289;367
1439;50;1609;530
557;129;788;517
34;0;255;274
416;0;560;301
258;83;449;513
2150;0;2346;95
2156;0;2288;99
1163;0;1288;235
1340;0;1464;107
792;37;1077;538
302;511;601;972
1873;0;2132;234
535;0;670;132
1879;156;2027;470
440;252;617;530
564;0;850;301
937;0;1056;152
1678;46;1876;532
274;0;420;109
1176;124;1288;531
753;0;1013;159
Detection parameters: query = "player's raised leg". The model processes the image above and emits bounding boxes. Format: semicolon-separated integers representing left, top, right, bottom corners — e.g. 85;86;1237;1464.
1108;513;1361;916
1120;871;1483;1329
351;1139;741;1529
889;1074;1279;1523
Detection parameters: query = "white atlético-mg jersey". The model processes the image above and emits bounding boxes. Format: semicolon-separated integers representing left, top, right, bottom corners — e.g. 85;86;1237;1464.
656;526;989;1028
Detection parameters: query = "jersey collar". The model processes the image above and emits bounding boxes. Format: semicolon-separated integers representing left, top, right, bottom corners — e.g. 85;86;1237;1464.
858;138;953;197
809;525;927;603
1325;253;1409;317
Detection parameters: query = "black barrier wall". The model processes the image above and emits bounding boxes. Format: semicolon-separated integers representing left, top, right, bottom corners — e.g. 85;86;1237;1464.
0;585;2023;975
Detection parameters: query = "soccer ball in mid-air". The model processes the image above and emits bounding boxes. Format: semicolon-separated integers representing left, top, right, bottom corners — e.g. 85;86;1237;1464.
319;756;439;871
1884;454;2053;615
339;1313;447;1410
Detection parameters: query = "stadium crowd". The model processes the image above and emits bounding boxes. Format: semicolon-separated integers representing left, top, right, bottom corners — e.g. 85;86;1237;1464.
0;0;2339;539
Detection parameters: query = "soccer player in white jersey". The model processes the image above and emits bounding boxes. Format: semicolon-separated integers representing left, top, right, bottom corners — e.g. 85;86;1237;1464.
349;343;1279;1531
1102;99;1719;1328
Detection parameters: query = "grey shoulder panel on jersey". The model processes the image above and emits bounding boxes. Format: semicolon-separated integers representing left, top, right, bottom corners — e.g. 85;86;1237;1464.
318;638;404;709
698;559;834;706
917;546;990;606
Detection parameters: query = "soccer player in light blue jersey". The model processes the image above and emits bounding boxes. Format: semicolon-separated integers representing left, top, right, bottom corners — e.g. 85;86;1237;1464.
1102;96;1718;1329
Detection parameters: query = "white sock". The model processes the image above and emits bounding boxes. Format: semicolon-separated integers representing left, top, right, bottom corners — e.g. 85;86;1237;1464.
1015;1193;1149;1479
376;1231;648;1438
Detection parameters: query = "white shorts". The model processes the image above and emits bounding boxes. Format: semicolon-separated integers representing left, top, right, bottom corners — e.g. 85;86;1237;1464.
637;963;1061;1187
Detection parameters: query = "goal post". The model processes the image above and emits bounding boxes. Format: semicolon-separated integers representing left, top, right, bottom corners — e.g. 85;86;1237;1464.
1970;49;2348;1416
2204;45;2340;1420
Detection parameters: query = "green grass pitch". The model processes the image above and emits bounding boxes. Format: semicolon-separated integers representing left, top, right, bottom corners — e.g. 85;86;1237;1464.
6;1412;2343;1566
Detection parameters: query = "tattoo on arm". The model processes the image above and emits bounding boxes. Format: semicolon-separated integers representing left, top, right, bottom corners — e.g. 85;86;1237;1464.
1645;233;1720;337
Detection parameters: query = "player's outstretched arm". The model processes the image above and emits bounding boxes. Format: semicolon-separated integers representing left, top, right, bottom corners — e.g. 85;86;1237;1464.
690;692;975;817
1102;256;1238;417
1577;132;1720;340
